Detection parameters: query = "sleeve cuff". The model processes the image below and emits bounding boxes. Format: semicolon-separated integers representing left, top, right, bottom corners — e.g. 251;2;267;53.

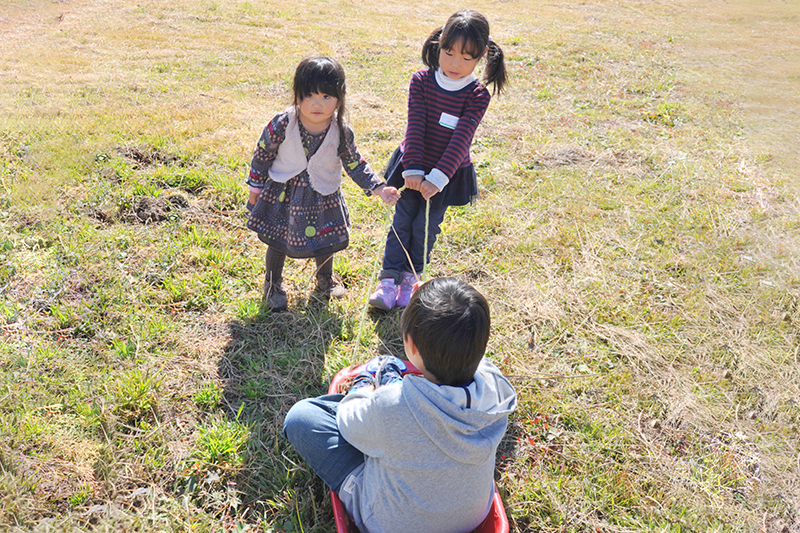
402;169;425;178
425;168;449;191
366;182;386;196
248;184;264;194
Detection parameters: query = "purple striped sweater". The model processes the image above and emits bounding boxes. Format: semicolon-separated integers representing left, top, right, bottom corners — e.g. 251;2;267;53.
400;68;491;180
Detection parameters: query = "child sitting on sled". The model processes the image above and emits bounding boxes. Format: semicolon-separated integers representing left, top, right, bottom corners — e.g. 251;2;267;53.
283;277;517;533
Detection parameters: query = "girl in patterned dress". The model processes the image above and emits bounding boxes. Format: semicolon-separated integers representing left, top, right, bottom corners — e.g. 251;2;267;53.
368;9;507;311
246;56;400;311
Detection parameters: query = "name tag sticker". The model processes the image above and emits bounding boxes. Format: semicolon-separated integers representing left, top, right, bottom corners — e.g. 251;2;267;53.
439;112;460;130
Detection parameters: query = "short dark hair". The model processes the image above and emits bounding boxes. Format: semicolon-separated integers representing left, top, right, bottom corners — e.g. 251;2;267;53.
292;55;348;153
401;277;490;385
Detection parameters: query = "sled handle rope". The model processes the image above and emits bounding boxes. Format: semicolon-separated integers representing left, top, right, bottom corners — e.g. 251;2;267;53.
382;185;431;285
353;186;430;361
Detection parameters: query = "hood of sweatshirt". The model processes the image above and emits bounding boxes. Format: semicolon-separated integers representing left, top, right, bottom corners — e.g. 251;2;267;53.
401;358;517;466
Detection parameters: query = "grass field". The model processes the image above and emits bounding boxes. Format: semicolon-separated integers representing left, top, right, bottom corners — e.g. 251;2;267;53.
1;0;799;531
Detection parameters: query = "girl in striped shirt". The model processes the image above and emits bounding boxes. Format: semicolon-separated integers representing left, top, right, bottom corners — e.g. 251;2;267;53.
369;9;508;310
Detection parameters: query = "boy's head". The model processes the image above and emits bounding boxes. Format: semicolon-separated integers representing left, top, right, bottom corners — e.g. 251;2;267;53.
401;277;490;386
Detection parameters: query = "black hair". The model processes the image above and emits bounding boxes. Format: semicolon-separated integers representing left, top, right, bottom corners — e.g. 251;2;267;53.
420;9;507;96
292;55;349;153
401;277;491;386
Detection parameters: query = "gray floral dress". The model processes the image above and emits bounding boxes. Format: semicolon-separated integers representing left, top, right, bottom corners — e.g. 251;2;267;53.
246;111;384;258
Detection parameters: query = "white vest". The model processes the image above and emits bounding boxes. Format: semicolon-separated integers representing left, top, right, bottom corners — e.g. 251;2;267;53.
268;108;343;196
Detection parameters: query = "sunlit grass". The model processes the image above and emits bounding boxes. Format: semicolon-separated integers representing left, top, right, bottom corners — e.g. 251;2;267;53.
0;0;798;532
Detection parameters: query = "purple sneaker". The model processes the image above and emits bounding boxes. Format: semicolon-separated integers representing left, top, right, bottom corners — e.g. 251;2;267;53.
368;278;398;311
395;272;417;307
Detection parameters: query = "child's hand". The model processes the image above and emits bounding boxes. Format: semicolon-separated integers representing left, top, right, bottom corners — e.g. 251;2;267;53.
419;180;440;200
375;185;400;206
404;174;424;191
248;190;260;207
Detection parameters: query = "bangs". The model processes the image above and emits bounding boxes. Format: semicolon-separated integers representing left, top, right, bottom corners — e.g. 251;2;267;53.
295;75;342;99
440;26;486;59
293;56;346;102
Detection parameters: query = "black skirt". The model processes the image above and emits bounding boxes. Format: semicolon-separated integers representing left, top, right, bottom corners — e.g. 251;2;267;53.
383;147;478;209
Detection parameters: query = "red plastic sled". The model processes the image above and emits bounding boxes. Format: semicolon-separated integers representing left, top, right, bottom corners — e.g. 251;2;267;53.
328;362;510;533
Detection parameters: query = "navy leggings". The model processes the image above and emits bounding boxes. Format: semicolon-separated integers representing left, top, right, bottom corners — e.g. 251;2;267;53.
380;188;448;281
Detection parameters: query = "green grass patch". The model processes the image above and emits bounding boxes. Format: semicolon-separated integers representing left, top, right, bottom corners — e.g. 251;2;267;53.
0;0;798;531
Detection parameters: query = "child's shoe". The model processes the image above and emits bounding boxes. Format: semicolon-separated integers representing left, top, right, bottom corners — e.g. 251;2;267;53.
349;371;377;393
395;271;417;307
348;356;406;393
316;274;347;299
365;355;407;386
262;282;287;312
368;278;398;311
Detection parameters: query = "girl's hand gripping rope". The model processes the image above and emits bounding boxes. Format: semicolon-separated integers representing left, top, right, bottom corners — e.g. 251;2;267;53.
418;180;440;200
403;173;424;191
401;171;439;199
373;184;401;206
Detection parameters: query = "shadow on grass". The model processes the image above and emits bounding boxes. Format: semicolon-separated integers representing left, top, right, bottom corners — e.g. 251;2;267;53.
366;306;405;359
211;292;412;529
217;295;345;530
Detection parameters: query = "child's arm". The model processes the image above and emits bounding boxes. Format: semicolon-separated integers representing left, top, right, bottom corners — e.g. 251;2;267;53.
340;126;400;206
248;189;261;205
246;113;288;207
336;390;390;457
399;72;428;184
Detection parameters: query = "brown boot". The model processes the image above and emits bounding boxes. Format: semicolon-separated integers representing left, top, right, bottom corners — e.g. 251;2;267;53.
262;247;288;311
315;254;346;299
262;281;287;311
316;275;347;299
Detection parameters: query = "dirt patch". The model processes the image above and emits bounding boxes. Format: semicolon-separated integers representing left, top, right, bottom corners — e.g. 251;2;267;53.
86;208;115;225
14;214;42;233
119;195;190;224
118;146;183;168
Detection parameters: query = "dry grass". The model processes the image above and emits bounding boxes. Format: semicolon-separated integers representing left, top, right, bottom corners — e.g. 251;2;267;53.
1;0;799;532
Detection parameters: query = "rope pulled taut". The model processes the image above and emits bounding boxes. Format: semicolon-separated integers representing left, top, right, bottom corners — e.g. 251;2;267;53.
353;188;430;362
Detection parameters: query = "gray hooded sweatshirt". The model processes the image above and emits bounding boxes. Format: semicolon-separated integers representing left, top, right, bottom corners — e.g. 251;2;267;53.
336;357;517;533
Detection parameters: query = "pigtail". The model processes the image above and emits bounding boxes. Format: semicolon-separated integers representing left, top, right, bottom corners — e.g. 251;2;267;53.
335;108;350;157
332;72;349;156
483;40;507;96
421;27;443;70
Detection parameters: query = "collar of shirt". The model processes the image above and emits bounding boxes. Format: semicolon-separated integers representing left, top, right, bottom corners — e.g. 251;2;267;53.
435;68;477;92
